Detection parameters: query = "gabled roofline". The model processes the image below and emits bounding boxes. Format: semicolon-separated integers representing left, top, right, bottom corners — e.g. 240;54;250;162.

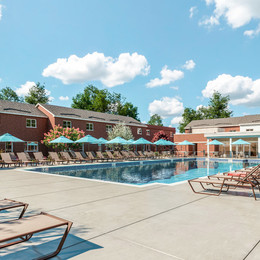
36;103;55;117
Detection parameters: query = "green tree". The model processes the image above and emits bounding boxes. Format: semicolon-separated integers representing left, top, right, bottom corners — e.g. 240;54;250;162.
72;85;140;120
0;87;24;102
24;82;50;105
178;92;232;133
148;114;163;126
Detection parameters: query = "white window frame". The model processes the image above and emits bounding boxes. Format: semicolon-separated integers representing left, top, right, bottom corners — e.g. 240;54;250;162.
5;142;13;152
137;128;142;135
86;123;94;131
24;141;38;152
63;120;72;128
106;125;112;132
146;129;150;136
26;119;37;128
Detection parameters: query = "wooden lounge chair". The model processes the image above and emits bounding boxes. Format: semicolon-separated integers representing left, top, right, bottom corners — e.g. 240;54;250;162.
86;151;100;162
0;153;21;167
188;166;260;200
121;151;135;160
17;152;38;166
0;212;72;259
0;198;28;219
48;152;68;164
60;152;79;163
74;152;90;163
113;151;124;160
33;152;52;165
106;151;118;161
96;151;110;162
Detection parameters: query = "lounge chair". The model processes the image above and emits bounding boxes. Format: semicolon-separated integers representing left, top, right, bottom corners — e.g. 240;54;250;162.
0;212;72;259
48;152;68;164
74;152;90;163
86;151;100;162
0;198;28;219
60;151;79;163
17;152;38;166
188;165;260;200
106;151;120;161
113;151;124;160
96;151;110;162
0;153;21;167
121;151;135;160
33;152;52;165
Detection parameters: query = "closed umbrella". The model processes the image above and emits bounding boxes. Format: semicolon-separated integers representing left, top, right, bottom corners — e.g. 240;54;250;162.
0;133;24;152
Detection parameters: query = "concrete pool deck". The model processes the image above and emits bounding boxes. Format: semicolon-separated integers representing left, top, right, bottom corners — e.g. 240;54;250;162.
0;167;259;259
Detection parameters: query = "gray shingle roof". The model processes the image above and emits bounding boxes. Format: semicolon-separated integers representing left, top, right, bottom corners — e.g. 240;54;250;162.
0;100;47;117
38;103;145;126
186;115;260;129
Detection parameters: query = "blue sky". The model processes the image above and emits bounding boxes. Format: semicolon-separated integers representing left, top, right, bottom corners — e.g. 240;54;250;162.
0;0;260;130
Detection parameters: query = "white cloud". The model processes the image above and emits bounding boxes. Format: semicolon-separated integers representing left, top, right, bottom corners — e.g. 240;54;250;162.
244;23;260;37
200;0;260;29
182;60;196;70
16;81;54;102
0;78;2;83
16;81;36;96
189;6;197;18
42;52;150;87
171;116;183;125
148;96;184;118
146;66;184;88
202;74;260;107
59;96;69;101
170;86;179;90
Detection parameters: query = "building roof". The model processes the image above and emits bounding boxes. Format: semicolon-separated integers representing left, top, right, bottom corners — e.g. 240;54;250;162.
37;103;146;127
186;115;260;129
0;100;47;118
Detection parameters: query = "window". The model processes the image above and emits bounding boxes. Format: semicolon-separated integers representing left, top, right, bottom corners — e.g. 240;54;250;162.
246;129;254;131
170;132;174;137
5;142;13;152
229;130;236;132
106;125;112;132
24;141;38;152
63;120;72;128
86;123;94;131
26;119;37;128
137;128;142;135
146;129;150;136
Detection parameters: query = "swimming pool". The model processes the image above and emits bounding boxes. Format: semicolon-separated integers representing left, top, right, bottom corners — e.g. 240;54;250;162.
26;159;258;186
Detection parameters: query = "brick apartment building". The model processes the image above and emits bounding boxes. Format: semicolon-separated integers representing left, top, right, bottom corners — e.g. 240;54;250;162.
0;100;175;154
174;115;260;157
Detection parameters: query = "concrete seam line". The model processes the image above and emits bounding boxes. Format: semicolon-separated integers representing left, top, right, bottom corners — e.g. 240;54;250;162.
243;239;260;260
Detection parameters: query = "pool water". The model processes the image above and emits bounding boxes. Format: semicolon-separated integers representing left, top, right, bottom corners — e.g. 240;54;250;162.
27;159;258;186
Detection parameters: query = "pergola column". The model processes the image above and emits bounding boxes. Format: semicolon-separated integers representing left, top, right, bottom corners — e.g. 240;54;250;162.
229;138;232;158
207;139;209;158
258;137;260;158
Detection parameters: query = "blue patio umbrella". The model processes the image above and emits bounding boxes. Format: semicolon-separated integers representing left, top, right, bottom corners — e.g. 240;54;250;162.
232;139;250;145
49;136;74;144
0;133;24;143
75;134;99;144
106;136;129;145
133;138;152;145
126;139;135;144
208;140;224;145
177;140;195;145
154;139;170;145
97;137;108;144
165;140;176;145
